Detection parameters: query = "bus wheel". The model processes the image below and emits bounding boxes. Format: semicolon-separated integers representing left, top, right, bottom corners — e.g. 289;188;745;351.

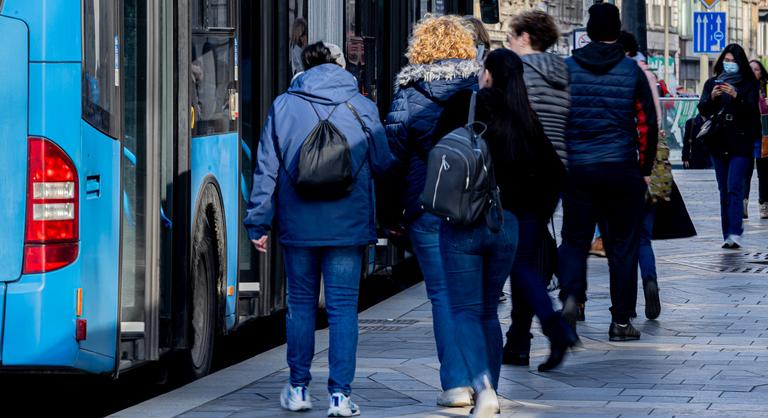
188;213;218;378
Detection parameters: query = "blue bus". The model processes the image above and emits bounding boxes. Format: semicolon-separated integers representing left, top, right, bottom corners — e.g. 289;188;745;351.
0;0;482;379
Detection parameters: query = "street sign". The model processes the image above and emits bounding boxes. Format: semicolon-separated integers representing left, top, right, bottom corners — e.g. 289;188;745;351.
699;0;720;9
693;11;726;54
571;28;590;51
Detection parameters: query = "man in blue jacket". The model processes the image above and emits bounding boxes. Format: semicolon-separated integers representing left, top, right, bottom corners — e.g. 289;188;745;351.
557;3;658;342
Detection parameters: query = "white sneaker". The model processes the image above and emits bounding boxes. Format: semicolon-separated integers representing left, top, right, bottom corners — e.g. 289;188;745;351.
328;393;360;417
437;387;473;407
729;234;742;248
469;377;499;418
280;384;312;412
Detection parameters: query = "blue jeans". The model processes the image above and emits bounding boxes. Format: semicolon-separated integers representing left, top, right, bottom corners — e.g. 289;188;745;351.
283;245;365;395
409;213;470;391
639;203;657;283
440;211;518;392
711;154;750;239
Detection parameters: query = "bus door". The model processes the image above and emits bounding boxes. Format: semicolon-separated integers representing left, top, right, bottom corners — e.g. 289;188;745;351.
0;12;28;362
118;0;173;370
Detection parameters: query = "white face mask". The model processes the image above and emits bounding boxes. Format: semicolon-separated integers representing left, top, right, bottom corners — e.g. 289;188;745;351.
723;61;739;74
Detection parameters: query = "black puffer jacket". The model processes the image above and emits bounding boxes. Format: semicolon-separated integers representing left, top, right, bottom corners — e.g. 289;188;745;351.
698;76;761;158
521;53;570;165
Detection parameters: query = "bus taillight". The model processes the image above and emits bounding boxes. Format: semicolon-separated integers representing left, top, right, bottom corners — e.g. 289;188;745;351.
23;137;79;274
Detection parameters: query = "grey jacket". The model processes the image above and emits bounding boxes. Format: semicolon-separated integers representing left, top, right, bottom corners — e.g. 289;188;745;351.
522;53;570;165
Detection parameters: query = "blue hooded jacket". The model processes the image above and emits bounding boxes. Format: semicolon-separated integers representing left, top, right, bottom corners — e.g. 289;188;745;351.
243;64;394;247
384;59;480;223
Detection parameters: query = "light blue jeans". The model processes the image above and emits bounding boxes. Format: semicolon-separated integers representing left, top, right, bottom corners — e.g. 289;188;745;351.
283;245;365;395
409;213;471;391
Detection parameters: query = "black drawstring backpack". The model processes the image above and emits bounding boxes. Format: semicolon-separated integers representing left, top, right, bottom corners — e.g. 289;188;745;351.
274;101;369;200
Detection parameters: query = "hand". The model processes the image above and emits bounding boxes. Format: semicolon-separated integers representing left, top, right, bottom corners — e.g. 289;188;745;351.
712;86;723;99
251;235;269;253
720;83;737;98
684;160;690;169
644;176;651;185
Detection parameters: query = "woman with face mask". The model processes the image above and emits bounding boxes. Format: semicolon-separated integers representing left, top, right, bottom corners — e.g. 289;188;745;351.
698;44;761;249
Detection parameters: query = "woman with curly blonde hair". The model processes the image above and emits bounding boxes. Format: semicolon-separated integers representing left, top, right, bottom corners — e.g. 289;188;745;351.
384;15;480;408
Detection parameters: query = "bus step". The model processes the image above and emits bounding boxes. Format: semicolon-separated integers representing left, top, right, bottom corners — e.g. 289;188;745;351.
120;321;145;340
238;282;260;293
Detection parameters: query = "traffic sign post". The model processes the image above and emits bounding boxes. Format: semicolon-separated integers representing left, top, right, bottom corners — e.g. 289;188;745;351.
693;11;726;54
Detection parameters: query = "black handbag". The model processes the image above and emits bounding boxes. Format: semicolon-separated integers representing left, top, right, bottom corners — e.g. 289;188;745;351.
696;109;725;147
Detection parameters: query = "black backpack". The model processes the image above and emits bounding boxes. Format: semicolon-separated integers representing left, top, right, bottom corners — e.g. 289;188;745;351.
274;101;369;200
419;92;502;230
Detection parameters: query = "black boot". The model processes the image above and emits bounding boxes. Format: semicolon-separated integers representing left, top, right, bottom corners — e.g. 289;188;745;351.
644;279;661;320
502;332;532;366
538;318;580;372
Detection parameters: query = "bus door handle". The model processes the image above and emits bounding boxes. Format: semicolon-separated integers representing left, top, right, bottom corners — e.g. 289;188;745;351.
86;175;100;199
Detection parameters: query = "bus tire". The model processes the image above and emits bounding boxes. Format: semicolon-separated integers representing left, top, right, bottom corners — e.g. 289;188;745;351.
187;212;218;378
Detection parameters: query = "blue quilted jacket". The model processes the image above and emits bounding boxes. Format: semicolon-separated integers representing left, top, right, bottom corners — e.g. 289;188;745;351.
565;42;658;175
384;59;480;223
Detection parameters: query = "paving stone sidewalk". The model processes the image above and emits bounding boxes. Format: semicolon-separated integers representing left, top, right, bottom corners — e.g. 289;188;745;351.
128;170;768;417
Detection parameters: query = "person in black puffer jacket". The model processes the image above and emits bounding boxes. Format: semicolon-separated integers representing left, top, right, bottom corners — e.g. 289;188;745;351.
384;15;479;408
507;9;570;166
698;43;761;249
558;3;658;343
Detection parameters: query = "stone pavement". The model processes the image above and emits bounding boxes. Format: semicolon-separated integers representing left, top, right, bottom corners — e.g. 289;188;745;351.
114;170;768;418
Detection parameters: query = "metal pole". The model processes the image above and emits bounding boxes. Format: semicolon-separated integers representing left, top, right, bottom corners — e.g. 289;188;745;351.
664;0;669;85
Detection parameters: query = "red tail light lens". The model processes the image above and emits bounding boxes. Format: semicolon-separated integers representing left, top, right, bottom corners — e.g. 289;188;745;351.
23;137;79;274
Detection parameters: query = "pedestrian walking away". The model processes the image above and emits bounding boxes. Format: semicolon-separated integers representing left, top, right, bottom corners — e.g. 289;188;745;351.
431;48;537;418
384;14;479;408
748;59;768;219
698;44;761;249
243;42;393;417
557;2;658;342
503;9;579;372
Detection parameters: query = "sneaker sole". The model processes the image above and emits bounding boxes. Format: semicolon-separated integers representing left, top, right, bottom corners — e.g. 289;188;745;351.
328;411;360;417
609;335;640;342
644;282;661;320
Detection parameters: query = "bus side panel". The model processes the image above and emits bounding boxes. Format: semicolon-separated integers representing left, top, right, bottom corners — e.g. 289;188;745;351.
78;122;121;371
191;133;240;331
1;0;81;62
0;15;28;283
4;266;80;366
2;63;94;370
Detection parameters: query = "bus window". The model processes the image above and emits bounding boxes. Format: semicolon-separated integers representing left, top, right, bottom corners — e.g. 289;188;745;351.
190;36;236;136
190;0;236;138
82;0;120;138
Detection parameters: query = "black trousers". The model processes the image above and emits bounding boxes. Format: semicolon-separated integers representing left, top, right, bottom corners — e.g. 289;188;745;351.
557;163;646;324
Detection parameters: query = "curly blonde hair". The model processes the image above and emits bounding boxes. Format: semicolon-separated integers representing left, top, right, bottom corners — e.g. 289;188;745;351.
406;15;477;65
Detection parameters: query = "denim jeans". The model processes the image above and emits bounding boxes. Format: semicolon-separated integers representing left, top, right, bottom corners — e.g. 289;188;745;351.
558;163;646;324
409;213;470;391
283;245;365;395
711;154;750;239
638;203;657;283
507;213;565;345
440;211;518;392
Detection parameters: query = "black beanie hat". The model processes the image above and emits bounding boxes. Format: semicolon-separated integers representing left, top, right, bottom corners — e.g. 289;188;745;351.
587;3;621;42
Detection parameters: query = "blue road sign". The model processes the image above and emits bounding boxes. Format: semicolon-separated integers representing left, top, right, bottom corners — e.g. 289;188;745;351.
693;11;726;54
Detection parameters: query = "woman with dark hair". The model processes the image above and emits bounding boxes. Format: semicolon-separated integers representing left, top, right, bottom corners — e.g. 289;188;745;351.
698;44;761;248
433;48;576;418
245;41;393;416
747;59;768;218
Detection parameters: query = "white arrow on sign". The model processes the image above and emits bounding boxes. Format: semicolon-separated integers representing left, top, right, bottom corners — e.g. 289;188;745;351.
703;15;709;52
697;14;703;51
715;14;724;49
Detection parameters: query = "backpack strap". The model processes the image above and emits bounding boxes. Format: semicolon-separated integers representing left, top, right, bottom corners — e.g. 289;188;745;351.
468;91;477;124
308;101;341;122
346;102;372;178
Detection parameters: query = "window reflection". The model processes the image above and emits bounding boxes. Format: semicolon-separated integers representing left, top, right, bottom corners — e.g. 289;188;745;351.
191;36;236;136
288;0;309;78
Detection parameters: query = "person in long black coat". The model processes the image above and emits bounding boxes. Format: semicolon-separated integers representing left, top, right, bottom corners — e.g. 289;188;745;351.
682;115;712;169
